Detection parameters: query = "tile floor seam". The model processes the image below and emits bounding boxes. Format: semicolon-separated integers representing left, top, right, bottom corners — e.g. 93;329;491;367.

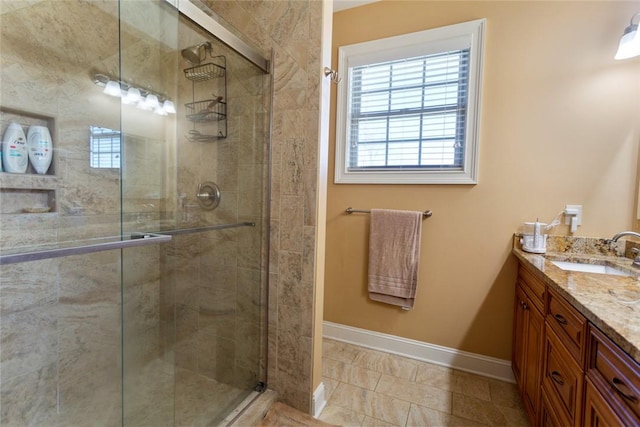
372;368;383;391
409;364;418;382
402;402;411;427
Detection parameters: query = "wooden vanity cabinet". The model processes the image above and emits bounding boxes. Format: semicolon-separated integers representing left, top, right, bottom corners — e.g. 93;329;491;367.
512;264;546;424
513;259;640;427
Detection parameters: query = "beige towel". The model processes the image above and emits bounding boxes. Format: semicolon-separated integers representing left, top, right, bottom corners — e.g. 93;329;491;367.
368;209;422;309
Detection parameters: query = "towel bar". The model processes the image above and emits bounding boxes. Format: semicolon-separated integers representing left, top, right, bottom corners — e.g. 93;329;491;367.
345;207;432;219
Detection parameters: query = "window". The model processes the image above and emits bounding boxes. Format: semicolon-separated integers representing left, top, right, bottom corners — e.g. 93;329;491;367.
90;125;121;169
334;19;486;184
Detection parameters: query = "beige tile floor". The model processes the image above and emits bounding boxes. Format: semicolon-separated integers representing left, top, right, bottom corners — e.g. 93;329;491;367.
317;339;529;427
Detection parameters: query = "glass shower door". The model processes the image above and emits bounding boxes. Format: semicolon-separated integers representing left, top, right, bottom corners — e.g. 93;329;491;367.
1;1;135;425
118;0;179;425
119;1;269;426
0;0;269;424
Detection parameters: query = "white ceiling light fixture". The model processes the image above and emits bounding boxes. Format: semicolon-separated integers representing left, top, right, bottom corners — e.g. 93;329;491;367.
615;12;640;60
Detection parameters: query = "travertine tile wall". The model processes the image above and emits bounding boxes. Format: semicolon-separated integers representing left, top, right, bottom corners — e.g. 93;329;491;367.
200;0;324;411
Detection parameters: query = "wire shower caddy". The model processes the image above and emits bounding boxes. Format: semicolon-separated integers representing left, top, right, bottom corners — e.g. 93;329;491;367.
184;55;227;141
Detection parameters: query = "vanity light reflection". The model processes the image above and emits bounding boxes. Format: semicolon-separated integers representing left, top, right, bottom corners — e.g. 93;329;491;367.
93;73;175;116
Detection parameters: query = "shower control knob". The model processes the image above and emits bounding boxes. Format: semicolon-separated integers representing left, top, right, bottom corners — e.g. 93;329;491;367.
196;181;221;210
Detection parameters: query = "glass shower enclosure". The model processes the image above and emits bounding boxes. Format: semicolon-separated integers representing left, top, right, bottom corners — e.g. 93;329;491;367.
0;1;270;425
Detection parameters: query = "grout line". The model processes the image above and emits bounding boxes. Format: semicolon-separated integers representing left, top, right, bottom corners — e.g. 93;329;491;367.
404;403;412;427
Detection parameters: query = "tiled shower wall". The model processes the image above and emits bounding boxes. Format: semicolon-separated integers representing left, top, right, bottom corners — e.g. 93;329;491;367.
200;0;325;411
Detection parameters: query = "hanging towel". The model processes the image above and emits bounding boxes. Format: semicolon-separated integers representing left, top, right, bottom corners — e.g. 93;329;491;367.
368;209;422;309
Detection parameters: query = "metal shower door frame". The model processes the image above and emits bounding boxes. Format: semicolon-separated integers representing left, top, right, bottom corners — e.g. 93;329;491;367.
176;0;270;73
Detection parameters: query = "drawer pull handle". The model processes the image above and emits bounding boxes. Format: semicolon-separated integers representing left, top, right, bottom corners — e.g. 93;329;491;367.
612;377;638;402
550;371;564;386
553;314;568;325
520;301;528;310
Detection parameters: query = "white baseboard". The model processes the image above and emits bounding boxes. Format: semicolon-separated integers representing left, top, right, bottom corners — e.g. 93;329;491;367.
323;321;515;383
312;382;327;418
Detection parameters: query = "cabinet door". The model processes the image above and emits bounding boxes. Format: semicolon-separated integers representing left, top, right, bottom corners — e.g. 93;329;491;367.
540;388;569;427
584;377;625;427
523;299;544;420
542;326;583;426
512;284;528;387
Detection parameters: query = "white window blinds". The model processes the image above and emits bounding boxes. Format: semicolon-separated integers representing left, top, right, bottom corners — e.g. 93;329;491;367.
349;49;469;171
334;19;485;184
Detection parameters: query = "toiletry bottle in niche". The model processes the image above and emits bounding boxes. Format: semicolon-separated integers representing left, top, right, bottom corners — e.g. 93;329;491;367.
2;122;28;173
27;125;53;174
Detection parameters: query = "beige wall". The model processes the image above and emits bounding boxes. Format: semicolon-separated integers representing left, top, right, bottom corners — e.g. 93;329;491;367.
325;1;640;360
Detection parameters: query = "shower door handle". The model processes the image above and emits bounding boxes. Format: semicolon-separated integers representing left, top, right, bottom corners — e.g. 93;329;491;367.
0;232;172;265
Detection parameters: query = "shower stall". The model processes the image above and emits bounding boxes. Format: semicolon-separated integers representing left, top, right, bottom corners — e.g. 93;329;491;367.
0;0;271;425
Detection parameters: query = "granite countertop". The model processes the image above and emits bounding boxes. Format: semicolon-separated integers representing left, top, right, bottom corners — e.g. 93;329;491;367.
512;236;640;365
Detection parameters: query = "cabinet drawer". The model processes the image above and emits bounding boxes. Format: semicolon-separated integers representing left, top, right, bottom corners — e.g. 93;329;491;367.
587;325;640;422
518;263;546;312
584;376;626;427
547;287;587;366
542;325;583;426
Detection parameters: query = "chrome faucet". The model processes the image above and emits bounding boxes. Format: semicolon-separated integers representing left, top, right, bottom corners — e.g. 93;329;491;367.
610;231;640;242
609;231;640;268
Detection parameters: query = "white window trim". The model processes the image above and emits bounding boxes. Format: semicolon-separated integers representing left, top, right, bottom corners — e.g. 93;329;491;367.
334;19;486;185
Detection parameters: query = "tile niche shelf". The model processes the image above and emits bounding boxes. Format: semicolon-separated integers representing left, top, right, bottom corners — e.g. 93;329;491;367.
0;106;57;213
0;174;57;214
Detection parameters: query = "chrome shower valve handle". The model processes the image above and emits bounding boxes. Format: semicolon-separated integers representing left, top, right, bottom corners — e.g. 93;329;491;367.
196;181;221;210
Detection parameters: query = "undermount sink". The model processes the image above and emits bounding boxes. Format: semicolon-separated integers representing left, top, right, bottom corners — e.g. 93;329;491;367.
550;260;632;277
